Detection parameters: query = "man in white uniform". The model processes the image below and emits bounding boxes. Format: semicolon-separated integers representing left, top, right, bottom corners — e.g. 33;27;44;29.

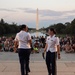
14;25;31;75
43;28;60;75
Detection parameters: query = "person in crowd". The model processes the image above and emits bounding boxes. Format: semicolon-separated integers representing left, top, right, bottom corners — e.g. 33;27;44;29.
65;42;73;53
4;39;9;52
39;41;43;50
72;43;75;52
14;25;31;75
60;38;65;51
72;36;75;44
9;37;14;52
31;36;34;53
0;38;2;52
33;40;39;53
41;36;46;48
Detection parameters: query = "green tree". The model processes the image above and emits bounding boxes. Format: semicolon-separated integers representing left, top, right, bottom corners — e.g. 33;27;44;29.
70;19;75;34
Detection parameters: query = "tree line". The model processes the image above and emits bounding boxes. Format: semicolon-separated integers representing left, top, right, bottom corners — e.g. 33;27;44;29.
0;18;75;35
43;19;75;35
0;19;35;35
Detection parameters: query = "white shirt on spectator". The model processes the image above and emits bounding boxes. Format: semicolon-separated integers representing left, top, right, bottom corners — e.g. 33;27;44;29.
46;35;60;52
15;31;31;49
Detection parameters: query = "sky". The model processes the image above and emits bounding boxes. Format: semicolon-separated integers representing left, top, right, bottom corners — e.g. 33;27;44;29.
0;0;75;28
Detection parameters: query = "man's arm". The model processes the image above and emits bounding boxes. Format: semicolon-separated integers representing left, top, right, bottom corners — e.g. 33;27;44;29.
28;39;32;45
56;37;61;59
14;34;18;52
57;45;60;59
27;33;32;46
14;41;18;52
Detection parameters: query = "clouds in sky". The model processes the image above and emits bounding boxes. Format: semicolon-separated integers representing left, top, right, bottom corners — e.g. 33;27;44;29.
0;8;75;17
19;8;75;17
17;8;75;20
0;8;75;28
0;8;17;12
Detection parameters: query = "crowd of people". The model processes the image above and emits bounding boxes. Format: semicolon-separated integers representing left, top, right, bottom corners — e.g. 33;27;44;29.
0;36;46;53
0;35;75;53
31;36;46;53
60;35;75;53
0;36;15;52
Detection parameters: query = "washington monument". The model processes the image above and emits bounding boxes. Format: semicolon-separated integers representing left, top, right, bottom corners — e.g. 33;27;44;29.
36;8;39;30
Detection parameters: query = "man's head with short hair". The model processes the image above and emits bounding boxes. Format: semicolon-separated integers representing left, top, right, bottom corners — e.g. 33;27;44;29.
20;24;28;32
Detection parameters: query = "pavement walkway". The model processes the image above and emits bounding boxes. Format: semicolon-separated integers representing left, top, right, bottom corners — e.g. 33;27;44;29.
0;61;75;75
0;51;75;75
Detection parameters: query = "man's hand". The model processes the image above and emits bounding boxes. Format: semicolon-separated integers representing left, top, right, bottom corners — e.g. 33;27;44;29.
14;50;16;53
57;45;60;59
13;47;17;53
58;54;61;59
13;46;17;53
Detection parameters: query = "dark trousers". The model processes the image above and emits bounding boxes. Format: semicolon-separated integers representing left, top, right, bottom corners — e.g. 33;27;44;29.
18;48;31;75
46;51;57;75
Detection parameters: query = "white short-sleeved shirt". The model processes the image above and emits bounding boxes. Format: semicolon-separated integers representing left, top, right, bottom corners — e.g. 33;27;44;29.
15;31;31;49
46;35;60;52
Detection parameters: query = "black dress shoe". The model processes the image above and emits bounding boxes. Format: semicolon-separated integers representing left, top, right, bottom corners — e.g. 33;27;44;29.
48;73;51;75
28;68;30;73
25;74;29;75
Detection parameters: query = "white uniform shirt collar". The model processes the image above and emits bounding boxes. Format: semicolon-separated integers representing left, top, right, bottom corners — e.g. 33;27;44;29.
20;30;26;33
50;34;55;38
